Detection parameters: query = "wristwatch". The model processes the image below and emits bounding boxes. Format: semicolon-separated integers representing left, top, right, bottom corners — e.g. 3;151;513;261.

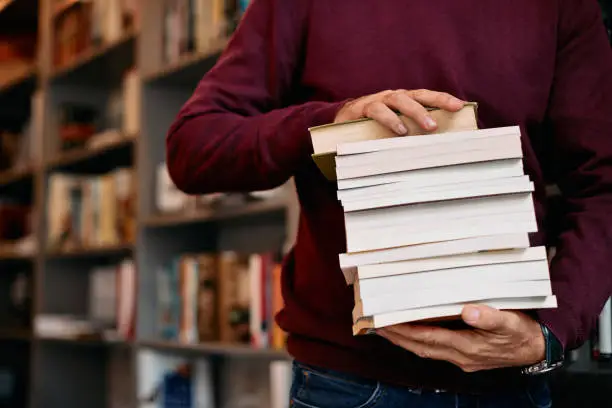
521;323;565;375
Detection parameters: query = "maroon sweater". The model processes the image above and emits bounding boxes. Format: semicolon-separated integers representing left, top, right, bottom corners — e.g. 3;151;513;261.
167;0;612;392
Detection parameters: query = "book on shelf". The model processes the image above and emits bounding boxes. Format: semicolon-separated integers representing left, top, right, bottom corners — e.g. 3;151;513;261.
46;168;136;252
308;102;478;180
0;270;32;332
122;69;141;136
53;0;139;68
0;31;36;91
51;62;140;152
0;90;38;175
308;108;558;335
161;0;247;65
136;350;292;408
156;250;287;350
137;350;215;408
34;258;136;341
218;358;288;408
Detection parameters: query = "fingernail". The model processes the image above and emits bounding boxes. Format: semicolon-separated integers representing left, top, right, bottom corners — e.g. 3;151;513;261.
396;123;408;134
425;116;437;129
465;307;480;322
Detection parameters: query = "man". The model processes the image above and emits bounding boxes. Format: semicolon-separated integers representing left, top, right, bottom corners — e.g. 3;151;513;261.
166;0;612;406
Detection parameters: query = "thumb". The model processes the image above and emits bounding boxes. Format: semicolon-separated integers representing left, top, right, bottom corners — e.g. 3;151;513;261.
462;304;513;332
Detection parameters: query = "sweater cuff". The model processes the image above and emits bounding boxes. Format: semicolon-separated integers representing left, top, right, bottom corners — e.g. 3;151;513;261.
535;295;582;351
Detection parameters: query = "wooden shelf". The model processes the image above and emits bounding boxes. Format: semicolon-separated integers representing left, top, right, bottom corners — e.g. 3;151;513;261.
0;65;36;95
0;247;34;261
143;38;228;87
143;199;288;228
37;335;132;348
0;329;32;341
45;243;133;260
139;339;289;359
50;31;137;85
0;166;35;187
45;137;134;172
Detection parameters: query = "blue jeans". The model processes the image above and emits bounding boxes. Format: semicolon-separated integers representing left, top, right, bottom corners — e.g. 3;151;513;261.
289;361;552;408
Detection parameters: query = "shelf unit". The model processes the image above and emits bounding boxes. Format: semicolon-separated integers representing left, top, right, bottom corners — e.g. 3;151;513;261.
0;3;39;401
0;1;610;408
0;1;294;408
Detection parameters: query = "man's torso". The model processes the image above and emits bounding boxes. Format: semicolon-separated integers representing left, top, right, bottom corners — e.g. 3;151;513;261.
276;0;561;391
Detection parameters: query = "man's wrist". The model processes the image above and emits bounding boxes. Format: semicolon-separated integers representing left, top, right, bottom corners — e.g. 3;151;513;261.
522;323;565;375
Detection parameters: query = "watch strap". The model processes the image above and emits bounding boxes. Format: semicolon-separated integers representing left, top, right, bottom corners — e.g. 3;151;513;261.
521;324;564;376
543;324;564;365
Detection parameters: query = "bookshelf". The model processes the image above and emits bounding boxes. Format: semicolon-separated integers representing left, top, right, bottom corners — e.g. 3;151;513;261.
0;1;609;408
0;1;292;407
0;2;38;407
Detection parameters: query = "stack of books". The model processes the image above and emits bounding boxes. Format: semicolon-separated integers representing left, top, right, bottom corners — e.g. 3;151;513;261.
309;104;557;335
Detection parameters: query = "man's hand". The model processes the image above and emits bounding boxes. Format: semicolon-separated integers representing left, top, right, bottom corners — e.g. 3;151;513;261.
334;89;465;134
377;304;546;373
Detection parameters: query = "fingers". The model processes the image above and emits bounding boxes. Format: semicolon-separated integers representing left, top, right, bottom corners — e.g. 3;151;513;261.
378;328;465;365
377;327;487;373
462;305;519;333
334;90;395;123
363;89;463;134
366;89;465;133
383;324;473;353
377;310;540;373
363;101;408;135
407;89;466;112
383;91;437;131
334;88;465;135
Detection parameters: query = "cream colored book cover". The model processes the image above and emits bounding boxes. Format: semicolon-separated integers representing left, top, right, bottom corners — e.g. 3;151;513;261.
309;102;479;181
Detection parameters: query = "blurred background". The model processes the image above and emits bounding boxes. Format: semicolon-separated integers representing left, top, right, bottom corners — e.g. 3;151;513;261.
0;1;610;408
